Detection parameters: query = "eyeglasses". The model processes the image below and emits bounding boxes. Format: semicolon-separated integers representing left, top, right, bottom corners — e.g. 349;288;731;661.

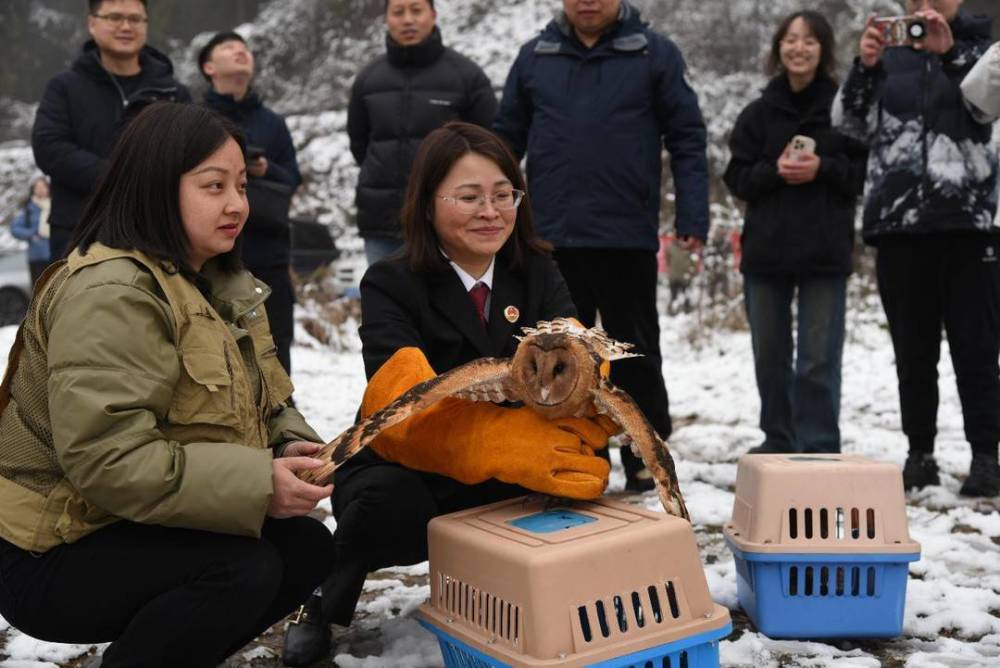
438;190;525;215
92;13;149;27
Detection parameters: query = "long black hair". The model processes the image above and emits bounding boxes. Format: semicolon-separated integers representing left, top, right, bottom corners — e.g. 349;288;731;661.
69;102;246;279
767;11;838;81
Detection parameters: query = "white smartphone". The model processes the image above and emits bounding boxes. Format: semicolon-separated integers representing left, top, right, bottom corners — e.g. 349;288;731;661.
788;135;816;161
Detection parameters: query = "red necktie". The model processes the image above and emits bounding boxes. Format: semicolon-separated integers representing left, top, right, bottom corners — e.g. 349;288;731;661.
468;283;490;328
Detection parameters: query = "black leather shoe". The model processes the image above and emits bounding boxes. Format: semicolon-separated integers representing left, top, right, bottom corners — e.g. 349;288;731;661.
282;595;331;667
960;455;1000;497
902;453;939;490
625;469;656;492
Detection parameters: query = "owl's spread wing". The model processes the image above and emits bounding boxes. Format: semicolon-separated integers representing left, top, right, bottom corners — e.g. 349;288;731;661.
592;380;689;520
299;358;515;485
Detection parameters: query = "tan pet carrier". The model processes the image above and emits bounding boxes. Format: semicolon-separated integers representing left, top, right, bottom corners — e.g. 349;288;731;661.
418;495;731;667
724;454;921;638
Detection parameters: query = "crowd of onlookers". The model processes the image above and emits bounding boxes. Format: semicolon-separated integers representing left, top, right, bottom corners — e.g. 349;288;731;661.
0;0;997;665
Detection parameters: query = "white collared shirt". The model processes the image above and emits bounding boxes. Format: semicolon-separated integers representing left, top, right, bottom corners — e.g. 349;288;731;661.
448;255;495;321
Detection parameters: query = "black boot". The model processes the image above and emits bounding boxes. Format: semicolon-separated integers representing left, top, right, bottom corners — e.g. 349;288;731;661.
960;454;1000;497
902;452;939;490
282;594;331;667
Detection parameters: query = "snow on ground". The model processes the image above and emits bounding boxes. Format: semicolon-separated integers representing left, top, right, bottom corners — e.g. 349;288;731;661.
0;294;998;667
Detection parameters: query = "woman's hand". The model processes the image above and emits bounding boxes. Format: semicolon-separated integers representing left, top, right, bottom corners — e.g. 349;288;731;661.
268;455;333;519
913;9;954;56
777;150;821;185
282;441;326;458
860;16;885;69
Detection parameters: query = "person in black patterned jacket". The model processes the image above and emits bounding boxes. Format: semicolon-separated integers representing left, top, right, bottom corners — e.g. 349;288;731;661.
833;0;1000;496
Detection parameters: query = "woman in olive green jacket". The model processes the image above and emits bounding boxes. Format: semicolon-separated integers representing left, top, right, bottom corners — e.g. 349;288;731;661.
0;103;335;667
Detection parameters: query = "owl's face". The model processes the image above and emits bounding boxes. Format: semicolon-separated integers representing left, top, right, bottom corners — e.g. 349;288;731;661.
510;333;599;418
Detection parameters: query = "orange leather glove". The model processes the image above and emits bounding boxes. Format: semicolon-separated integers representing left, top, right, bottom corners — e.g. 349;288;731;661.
361;347;616;499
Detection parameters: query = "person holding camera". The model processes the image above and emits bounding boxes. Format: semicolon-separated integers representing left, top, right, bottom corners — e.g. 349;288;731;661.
31;0;191;261
724;11;867;455
833;0;1000;495
200;31;302;375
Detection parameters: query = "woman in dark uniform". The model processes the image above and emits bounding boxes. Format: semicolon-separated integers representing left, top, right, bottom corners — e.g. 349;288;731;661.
283;122;617;665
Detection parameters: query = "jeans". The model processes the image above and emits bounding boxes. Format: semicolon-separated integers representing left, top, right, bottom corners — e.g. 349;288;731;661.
363;237;404;266
744;274;847;453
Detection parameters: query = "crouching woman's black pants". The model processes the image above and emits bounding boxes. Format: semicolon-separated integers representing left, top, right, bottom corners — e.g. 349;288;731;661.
0;517;335;668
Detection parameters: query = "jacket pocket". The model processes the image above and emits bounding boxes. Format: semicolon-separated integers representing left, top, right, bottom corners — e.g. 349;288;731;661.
168;318;239;428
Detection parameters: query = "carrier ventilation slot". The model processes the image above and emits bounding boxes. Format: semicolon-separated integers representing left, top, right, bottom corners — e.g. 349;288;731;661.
576;581;683;644
634;652;690;668
788;507;878;541
437;572;521;648
787;565;879;597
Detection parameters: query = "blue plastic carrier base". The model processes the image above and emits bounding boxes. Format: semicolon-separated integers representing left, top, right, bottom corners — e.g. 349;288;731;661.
728;544;919;639
419;619;731;668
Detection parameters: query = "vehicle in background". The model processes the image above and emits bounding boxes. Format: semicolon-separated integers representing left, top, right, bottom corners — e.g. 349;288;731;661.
290;218;340;276
290;218;364;298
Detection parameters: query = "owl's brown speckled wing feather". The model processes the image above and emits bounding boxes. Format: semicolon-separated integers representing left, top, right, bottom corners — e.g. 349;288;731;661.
299;358;515;485
593;379;689;520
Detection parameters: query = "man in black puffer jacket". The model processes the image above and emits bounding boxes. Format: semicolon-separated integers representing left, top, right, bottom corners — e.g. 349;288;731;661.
348;0;497;265
32;0;190;261
834;0;1000;496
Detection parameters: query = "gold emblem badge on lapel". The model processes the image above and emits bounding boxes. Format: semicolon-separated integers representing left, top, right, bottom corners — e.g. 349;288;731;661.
504;305;519;323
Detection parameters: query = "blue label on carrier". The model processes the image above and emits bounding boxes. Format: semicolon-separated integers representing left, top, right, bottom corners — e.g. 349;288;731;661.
507;510;597;533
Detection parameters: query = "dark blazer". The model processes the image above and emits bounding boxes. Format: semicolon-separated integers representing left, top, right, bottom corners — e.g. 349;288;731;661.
724;75;867;275
359;251;576;379
337;249;576;489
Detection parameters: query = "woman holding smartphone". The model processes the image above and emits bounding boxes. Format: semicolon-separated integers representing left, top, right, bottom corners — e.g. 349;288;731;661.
724;11;867;455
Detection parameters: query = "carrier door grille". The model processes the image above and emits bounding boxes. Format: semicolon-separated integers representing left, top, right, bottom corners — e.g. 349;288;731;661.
436;572;522;651
573;580;686;646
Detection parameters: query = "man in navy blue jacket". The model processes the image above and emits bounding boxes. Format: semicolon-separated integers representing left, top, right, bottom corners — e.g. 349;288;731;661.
495;0;709;490
201;31;302;375
32;0;190;260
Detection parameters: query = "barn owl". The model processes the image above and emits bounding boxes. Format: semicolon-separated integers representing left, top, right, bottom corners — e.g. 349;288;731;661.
300;319;688;520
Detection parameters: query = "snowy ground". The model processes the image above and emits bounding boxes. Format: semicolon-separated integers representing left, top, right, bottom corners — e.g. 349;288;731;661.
0;295;998;667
